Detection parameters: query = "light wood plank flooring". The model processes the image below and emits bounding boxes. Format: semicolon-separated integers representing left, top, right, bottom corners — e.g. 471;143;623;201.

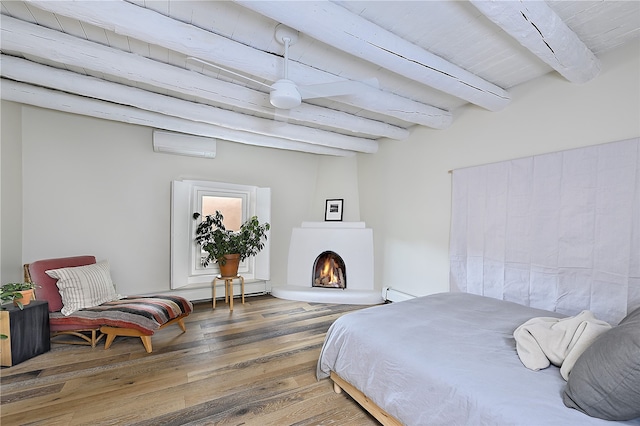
0;295;379;425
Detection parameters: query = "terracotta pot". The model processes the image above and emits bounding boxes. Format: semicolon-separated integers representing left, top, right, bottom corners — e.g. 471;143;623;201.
14;289;34;307
218;254;240;277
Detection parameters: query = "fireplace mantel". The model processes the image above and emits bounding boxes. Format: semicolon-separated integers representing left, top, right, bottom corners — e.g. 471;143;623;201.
271;222;383;305
300;221;366;229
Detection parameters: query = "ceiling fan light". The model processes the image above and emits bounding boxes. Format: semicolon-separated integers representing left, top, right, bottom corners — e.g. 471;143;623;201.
270;79;302;109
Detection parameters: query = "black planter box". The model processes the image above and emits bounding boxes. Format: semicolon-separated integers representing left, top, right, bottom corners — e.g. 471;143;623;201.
1;300;50;367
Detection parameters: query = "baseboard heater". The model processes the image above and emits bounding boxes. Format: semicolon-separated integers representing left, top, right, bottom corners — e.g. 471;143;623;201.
382;287;416;302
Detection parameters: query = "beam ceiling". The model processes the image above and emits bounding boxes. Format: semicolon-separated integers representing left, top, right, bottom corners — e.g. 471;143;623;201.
1;0;637;156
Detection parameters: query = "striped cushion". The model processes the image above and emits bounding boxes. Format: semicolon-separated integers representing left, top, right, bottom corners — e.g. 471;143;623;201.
46;260;123;316
49;295;194;335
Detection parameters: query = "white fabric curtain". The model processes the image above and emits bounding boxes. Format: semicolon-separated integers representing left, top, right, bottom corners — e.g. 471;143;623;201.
450;138;640;324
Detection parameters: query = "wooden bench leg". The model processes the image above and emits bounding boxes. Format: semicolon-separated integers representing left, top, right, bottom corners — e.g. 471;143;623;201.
98;314;188;353
140;336;152;353
104;332;117;350
177;318;187;333
101;326;155;353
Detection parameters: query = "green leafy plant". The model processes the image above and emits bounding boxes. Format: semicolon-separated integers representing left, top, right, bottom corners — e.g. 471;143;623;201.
193;211;270;267
1;282;38;310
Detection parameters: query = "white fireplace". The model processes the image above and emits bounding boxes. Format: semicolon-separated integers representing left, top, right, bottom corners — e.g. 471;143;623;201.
271;222;383;304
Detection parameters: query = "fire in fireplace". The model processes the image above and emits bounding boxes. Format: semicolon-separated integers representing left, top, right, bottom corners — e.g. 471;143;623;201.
313;251;346;289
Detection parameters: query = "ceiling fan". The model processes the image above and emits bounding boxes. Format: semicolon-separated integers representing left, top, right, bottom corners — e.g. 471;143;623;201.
188;24;376;110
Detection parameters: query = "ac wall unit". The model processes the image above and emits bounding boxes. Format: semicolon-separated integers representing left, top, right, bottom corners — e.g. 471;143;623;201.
152;130;216;159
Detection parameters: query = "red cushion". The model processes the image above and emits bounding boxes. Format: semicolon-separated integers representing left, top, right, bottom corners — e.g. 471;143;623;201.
28;256;96;313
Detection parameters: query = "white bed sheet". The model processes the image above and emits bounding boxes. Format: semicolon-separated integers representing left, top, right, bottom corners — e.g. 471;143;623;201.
317;292;640;426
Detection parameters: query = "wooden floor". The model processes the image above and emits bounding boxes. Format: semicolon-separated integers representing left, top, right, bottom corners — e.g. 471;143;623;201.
0;295;380;426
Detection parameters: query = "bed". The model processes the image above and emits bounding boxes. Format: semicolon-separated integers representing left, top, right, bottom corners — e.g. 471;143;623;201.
317;292;640;425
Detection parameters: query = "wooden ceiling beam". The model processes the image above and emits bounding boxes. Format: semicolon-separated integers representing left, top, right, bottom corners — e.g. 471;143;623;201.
0;15;403;143
24;0;452;129
1;79;356;157
0;55;378;154
470;0;600;83
234;0;510;112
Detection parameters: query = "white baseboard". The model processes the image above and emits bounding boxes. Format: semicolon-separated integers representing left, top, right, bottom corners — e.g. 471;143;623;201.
138;280;268;302
382;287;416;302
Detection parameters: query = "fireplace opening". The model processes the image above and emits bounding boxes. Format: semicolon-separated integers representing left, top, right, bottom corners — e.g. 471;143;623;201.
312;251;346;289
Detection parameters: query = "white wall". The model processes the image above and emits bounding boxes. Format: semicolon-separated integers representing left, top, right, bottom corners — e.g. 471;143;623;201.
358;40;640;297
3;40;638;300
1;104;359;296
0;101;23;284
309;155;361;222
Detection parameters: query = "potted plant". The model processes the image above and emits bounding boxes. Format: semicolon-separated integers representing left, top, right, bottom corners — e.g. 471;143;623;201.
193;211;270;277
1;282;38;310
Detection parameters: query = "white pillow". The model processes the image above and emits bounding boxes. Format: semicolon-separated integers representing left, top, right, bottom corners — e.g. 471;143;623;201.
46;260;123;316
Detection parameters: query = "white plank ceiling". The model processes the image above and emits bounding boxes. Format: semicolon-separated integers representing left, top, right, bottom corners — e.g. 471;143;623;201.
1;1;638;156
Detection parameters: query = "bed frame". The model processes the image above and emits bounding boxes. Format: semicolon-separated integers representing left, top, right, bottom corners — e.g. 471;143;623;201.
330;371;402;426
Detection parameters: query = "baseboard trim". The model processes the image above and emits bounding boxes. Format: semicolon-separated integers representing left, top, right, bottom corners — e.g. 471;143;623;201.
138;280;268;302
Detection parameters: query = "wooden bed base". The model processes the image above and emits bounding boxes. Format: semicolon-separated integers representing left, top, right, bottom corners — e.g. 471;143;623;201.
330;371;402;426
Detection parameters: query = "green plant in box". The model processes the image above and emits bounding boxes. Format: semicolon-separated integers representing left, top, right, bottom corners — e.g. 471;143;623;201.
1;282;38;310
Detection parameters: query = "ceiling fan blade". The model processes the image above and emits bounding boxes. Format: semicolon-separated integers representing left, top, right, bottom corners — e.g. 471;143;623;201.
298;78;379;100
186;57;273;91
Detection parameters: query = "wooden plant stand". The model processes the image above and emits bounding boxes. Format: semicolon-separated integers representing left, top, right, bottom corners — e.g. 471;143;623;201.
213;275;245;311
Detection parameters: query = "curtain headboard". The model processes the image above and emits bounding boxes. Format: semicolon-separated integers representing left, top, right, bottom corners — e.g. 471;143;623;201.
450;138;640;324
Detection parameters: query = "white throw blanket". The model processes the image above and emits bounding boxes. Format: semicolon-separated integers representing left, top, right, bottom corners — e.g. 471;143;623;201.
513;311;611;380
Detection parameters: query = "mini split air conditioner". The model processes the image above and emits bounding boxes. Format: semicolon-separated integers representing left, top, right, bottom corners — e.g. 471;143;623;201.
152;130;216;159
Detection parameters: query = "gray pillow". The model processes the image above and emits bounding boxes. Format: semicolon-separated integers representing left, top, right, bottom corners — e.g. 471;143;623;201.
563;307;640;420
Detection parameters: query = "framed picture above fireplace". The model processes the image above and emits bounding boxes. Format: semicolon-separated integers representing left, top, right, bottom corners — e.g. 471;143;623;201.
324;199;344;221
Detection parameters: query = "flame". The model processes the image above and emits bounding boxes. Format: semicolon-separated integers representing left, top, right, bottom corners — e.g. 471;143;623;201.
321;258;338;284
314;253;345;288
